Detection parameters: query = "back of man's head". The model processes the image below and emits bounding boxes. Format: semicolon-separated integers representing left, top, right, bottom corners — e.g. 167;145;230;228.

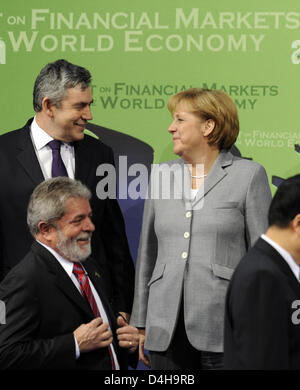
268;174;300;228
33;59;91;112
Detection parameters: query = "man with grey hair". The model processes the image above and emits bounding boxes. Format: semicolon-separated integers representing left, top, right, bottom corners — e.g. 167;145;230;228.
0;177;139;370
0;59;134;322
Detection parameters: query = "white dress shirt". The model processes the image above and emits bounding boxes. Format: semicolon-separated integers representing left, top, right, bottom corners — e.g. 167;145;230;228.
30;117;75;179
261;234;300;282
37;240;120;369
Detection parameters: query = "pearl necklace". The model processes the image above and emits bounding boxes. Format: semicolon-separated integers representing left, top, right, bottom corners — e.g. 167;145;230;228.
191;174;207;178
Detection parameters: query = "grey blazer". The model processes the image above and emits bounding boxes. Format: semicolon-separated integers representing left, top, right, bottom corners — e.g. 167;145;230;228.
130;150;272;353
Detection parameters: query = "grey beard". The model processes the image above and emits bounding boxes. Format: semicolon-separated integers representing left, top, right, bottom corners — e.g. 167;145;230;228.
56;230;92;262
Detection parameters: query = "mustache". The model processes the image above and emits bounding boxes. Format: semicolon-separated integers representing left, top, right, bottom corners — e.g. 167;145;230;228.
76;232;92;242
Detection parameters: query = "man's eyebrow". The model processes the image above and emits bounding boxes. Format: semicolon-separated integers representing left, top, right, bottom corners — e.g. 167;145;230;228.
73;99;94;107
70;214;85;221
70;212;93;221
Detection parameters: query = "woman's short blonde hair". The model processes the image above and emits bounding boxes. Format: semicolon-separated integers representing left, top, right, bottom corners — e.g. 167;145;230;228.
167;88;239;150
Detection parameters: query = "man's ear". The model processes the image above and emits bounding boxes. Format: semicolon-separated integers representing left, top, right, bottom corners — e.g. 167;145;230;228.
291;214;300;236
37;221;56;240
41;97;55;118
202;119;215;137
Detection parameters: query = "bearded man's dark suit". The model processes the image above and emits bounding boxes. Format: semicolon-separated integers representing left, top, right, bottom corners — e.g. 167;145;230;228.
0;118;134;313
0;241;136;369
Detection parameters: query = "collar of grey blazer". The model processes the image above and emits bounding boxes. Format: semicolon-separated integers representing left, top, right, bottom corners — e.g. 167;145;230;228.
171;149;234;210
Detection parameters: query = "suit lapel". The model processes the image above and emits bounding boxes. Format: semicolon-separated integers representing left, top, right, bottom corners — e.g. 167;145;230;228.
31;242;94;319
74;139;93;183
84;260;120;354
178;150;233;210
32;243;123;363
16;119;44;186
32;241;116;322
84;261;117;327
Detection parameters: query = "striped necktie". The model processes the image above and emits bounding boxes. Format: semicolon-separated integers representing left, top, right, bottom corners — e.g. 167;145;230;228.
72;262;116;369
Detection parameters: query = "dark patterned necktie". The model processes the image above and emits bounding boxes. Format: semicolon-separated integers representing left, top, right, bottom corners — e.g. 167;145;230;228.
72;263;116;369
47;139;68;177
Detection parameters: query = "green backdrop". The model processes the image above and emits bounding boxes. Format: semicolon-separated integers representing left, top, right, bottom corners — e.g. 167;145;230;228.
1;0;300;192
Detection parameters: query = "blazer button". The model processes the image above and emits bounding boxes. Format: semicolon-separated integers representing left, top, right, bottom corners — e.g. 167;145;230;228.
184;232;190;239
181;252;188;259
185;211;192;218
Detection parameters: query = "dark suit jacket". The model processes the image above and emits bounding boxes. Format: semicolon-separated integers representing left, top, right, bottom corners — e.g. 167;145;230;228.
0;119;134;313
0;241;137;370
224;238;300;370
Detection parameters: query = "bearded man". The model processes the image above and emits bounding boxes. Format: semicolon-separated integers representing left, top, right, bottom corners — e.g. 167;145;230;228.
0;177;138;370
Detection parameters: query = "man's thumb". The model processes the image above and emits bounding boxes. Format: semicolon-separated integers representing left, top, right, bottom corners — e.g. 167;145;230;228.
117;315;126;327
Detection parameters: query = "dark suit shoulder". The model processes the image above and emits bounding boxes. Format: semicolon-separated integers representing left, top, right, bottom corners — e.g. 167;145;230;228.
0;120;31;149
81;133;113;154
230;155;266;175
231;242;290;290
75;133;115;168
0;250;41;299
0;127;26;145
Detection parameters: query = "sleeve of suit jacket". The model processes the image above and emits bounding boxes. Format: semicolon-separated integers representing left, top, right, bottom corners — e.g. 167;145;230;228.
244;164;272;248
225;268;290;369
130;168;158;328
0;268;76;369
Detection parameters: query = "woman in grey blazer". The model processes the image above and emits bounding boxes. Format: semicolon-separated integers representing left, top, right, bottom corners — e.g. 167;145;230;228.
130;88;272;370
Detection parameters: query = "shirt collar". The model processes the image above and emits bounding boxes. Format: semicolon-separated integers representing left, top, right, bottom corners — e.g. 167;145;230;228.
30;116;74;151
30;116;54;151
261;234;300;281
